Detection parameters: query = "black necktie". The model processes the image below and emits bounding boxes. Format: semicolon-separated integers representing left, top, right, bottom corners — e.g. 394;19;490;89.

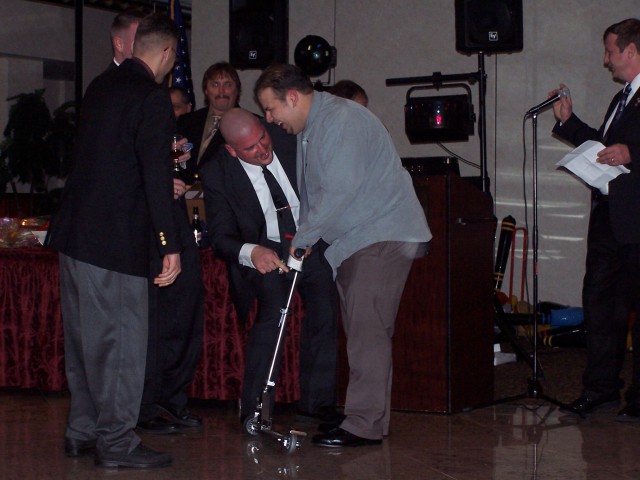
613;84;632;123
262;166;297;256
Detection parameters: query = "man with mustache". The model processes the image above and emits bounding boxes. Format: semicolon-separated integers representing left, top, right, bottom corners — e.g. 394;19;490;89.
177;61;242;180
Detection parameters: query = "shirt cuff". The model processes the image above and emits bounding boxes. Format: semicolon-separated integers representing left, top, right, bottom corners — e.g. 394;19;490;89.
239;243;258;269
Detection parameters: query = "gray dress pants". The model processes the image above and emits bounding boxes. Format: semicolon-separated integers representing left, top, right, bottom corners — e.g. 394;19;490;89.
59;254;148;454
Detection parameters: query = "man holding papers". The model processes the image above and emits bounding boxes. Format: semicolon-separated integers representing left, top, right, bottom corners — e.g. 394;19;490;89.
557;140;630;195
551;18;640;420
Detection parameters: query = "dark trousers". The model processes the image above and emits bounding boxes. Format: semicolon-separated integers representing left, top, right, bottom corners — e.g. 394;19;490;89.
582;197;640;395
59;254;146;454
241;243;338;416
140;242;204;421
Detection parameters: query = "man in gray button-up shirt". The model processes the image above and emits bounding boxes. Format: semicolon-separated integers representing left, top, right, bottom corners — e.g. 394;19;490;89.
255;64;432;447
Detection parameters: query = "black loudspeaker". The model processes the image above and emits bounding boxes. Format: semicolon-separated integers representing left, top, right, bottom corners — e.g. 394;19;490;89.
455;0;523;54
229;0;288;69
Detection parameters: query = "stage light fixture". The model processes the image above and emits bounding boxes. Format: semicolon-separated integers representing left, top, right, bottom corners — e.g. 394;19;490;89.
404;85;475;143
294;35;337;77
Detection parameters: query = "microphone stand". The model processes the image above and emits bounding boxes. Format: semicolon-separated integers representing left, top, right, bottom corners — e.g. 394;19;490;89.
489;110;578;413
468;107;580;414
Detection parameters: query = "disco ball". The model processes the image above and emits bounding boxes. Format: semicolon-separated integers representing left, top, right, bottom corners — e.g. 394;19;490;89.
294;35;335;77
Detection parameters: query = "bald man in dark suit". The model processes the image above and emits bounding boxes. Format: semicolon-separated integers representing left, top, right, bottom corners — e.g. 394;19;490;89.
199;108;340;427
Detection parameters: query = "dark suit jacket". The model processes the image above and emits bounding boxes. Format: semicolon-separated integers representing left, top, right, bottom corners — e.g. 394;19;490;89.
48;58;181;277
177;107;226;183
199;121;298;321
553;87;640;244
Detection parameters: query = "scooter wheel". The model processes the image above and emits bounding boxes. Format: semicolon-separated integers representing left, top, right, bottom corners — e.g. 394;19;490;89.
245;440;262;458
243;415;260;436
283;433;299;454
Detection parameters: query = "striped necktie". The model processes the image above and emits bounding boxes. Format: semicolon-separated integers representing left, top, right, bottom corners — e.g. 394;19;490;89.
612;84;632;123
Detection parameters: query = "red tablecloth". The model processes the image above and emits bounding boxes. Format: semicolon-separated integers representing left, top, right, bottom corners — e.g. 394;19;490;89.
0;247;302;402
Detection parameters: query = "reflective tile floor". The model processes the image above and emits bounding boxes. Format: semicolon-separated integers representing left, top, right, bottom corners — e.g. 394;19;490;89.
3;387;640;479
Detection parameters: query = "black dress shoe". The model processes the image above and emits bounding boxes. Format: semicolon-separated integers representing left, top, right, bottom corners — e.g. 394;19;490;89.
136;416;179;435
64;437;96;457
616;403;640;422
295;406;345;425
317;419;343;433
158;404;203;429
312;427;382;448
95;443;173;469
560;390;620;416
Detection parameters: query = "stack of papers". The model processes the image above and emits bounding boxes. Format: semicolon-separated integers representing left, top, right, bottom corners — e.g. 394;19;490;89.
556;140;629;194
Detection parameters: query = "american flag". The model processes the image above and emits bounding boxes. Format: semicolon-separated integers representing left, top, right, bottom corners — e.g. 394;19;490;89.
168;0;196;108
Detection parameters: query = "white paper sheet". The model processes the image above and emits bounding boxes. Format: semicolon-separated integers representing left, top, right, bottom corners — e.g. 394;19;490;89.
556;140;629;194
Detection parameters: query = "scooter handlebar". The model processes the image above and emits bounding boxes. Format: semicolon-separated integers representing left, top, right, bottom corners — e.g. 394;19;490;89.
287;249;305;272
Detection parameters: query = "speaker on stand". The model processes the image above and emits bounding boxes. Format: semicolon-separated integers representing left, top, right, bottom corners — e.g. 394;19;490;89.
229;0;288;70
455;0;523;54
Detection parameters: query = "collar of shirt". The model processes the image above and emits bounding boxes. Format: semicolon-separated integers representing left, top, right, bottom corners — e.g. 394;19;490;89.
603;73;640;135
302;91;324;144
239;152;300;224
626;73;640;104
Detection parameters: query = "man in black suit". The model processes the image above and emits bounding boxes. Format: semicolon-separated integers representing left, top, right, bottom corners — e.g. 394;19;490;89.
104;9;204;437
177;61;241;181
199;108;339;426
137;111;205;437
48;13;181;469
551;18;640;419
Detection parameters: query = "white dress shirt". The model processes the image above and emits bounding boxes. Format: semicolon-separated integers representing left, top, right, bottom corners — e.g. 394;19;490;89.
237;152;300;268
603;73;640;136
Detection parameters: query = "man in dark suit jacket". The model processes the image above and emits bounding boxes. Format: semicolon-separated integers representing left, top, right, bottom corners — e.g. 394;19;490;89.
103;10;204;437
551;18;640;419
48;13;181;469
177;61;241;183
199;108;340;426
138;127;205;437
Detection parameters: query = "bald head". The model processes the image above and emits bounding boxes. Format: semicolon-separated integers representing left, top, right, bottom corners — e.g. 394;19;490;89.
220;108;260;146
221;108;274;167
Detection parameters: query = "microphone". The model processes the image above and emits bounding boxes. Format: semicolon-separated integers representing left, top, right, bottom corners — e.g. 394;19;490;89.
526;87;570;115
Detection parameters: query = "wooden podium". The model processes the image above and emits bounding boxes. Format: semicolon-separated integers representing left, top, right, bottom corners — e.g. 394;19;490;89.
339;173;497;413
